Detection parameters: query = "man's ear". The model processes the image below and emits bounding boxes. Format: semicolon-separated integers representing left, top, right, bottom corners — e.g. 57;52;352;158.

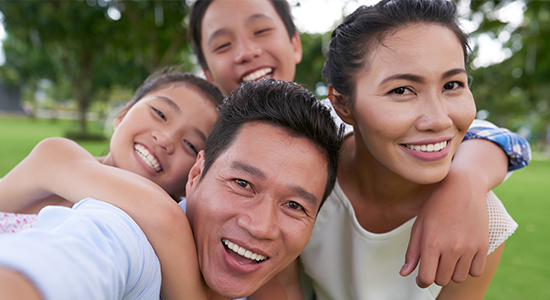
186;150;206;195
328;85;356;127
291;32;303;64
203;67;215;84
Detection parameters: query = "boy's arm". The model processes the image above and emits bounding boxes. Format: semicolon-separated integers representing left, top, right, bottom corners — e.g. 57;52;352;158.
402;122;530;287
0;137;207;300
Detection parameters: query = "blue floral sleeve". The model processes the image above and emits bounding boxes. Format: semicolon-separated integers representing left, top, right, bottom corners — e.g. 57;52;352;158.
464;120;531;171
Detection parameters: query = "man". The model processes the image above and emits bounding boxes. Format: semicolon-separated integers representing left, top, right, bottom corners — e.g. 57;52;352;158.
187;0;531;292
0;79;343;299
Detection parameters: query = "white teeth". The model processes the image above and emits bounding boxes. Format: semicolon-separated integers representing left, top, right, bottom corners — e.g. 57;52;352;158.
405;141;447;153
222;238;266;262
134;144;162;172
242;68;273;82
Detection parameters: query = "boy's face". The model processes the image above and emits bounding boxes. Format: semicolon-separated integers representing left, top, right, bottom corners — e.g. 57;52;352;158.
200;0;302;96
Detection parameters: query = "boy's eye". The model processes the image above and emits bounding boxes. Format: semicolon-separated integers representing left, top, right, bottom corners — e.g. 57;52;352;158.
214;43;230;52
153;108;166;120
184;140;198;156
255;28;271;35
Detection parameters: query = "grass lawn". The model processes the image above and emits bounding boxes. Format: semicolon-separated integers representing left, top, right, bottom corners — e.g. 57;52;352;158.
0;116;109;177
1;115;549;298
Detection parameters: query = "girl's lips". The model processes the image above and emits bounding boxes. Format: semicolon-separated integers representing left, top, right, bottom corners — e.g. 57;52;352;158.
134;143;163;173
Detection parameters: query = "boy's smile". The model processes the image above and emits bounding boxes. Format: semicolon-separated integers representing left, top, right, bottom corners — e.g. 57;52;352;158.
200;0;302;95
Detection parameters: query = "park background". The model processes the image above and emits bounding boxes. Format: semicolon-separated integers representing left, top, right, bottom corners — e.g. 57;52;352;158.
0;0;548;299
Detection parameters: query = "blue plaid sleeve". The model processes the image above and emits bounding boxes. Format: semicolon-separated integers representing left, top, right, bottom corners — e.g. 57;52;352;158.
463;120;531;171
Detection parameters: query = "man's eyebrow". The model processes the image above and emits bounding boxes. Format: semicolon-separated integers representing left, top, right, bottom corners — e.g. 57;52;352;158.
230;161;267;180
229;161;319;206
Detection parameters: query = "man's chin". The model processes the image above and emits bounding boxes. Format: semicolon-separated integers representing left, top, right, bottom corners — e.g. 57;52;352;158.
206;277;262;299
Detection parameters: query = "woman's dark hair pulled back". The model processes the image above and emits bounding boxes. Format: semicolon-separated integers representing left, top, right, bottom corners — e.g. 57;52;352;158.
323;0;470;102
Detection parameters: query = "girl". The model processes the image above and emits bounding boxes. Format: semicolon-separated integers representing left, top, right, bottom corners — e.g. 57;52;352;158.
298;0;521;299
0;69;223;299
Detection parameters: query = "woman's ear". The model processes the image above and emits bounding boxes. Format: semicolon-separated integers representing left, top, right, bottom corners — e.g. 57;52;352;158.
328;85;356;127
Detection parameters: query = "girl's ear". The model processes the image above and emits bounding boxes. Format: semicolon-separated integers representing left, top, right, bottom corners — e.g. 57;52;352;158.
113;103;132;131
186;150;206;195
328;85;357;127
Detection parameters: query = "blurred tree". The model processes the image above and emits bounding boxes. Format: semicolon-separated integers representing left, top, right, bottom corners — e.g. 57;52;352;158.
464;0;550;144
0;0;192;137
295;32;331;98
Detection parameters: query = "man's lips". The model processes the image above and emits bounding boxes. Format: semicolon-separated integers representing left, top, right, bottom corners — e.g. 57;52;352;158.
241;67;273;82
222;238;268;265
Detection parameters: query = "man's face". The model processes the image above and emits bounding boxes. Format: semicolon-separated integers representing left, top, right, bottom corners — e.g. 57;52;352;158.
200;0;302;96
185;122;327;298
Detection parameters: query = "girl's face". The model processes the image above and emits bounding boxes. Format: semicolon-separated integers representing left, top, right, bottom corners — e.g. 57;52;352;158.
351;23;476;184
106;84;219;196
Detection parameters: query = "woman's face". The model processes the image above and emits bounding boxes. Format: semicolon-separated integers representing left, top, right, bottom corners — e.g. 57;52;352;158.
107;83;218;196
351;23;476;184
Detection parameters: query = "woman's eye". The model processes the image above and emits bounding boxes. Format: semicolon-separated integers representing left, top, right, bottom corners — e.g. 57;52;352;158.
390;87;413;95
443;81;464;90
153;108;166;120
184;140;198;156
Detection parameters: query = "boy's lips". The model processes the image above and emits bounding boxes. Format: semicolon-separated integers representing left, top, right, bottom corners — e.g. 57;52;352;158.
134;143;162;172
241;67;273;82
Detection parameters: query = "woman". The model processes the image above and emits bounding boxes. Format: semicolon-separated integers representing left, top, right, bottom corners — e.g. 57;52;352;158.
299;0;519;299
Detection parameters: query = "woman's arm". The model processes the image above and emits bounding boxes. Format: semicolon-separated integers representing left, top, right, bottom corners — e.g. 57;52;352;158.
436;243;504;299
0;137;207;300
402;135;510;287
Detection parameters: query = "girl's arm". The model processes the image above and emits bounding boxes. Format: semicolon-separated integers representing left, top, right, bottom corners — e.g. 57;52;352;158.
0;137;207;300
436;243;504;300
402;121;528;287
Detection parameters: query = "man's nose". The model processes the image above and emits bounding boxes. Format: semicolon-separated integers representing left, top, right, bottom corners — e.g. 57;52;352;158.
237;196;280;240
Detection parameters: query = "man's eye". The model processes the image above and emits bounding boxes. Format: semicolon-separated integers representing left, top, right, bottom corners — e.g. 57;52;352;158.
287;201;304;211
235;179;251;189
153;108;166;120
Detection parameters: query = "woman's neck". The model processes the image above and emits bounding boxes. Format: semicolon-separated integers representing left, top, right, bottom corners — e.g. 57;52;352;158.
337;132;438;233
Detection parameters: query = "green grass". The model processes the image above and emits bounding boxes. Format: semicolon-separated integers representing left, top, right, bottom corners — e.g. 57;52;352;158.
0;116;109;177
485;159;550;299
1;115;549;298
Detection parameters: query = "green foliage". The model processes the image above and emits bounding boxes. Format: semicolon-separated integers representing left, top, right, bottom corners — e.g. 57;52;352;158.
464;0;550;142
295;32;332;98
0;1;194;134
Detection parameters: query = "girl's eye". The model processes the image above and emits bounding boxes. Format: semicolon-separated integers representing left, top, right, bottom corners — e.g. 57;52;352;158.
389;86;413;95
153;108;166;121
184;140;198;156
443;81;464;90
